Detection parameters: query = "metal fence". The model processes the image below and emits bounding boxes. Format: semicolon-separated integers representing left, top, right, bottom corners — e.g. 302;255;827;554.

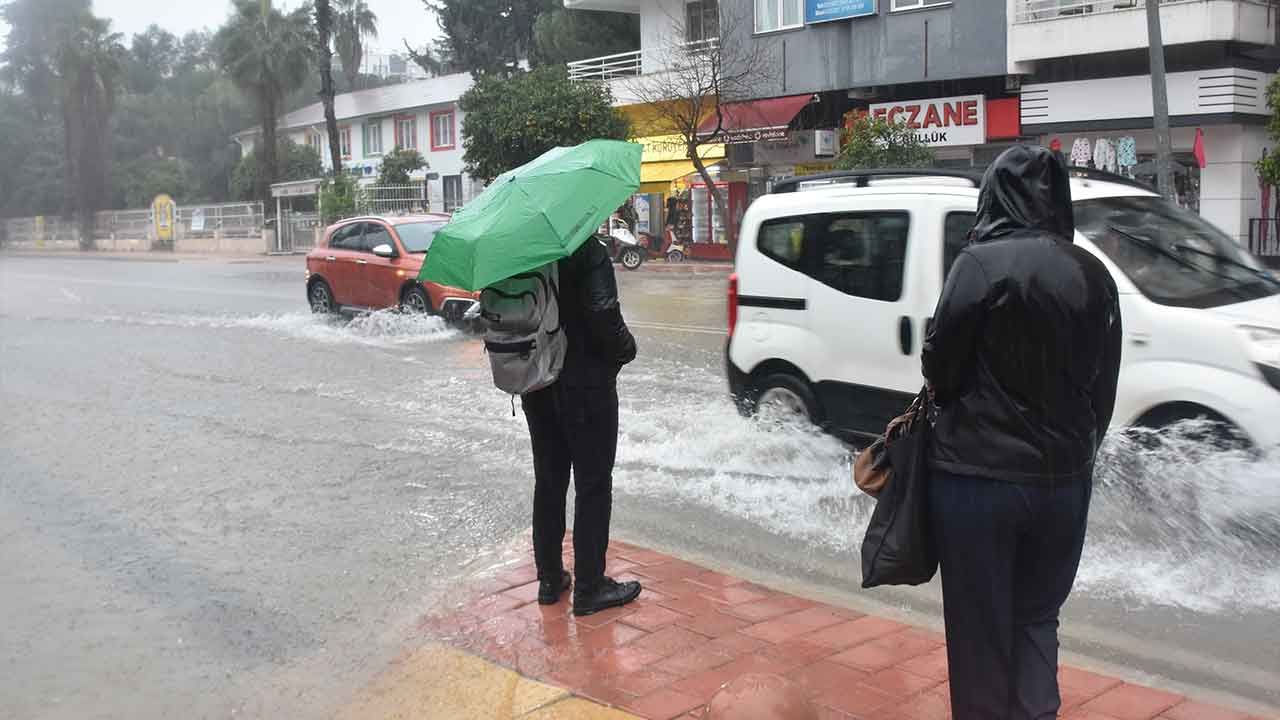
356;183;428;216
277;210;321;253
567;38;718;82
3;201;265;249
1012;0;1277;24
1248;218;1280;263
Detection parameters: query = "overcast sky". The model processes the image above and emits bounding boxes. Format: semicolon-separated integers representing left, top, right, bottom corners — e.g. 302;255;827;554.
91;0;441;54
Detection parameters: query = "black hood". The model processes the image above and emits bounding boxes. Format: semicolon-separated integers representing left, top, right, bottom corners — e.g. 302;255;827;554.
972;145;1075;243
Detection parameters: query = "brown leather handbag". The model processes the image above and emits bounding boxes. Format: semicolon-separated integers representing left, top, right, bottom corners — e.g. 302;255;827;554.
853;392;925;498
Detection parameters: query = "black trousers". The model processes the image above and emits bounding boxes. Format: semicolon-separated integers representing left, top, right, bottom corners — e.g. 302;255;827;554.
521;381;619;589
928;470;1092;720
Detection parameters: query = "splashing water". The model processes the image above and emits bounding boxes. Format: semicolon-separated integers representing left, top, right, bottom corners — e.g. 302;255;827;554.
90;310;459;347
611;365;1280;613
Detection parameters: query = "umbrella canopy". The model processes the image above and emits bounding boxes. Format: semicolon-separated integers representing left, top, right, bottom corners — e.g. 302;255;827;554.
420;139;642;291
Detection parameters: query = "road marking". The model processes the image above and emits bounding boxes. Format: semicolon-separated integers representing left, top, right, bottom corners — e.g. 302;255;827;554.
627;320;725;336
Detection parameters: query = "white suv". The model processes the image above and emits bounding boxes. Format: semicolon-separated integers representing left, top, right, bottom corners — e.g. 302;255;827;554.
726;169;1280;448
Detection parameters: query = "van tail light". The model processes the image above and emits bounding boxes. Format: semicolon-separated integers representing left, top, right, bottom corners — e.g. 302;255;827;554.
727;273;739;337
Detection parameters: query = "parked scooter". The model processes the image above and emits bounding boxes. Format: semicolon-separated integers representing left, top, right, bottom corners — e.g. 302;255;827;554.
660;227;688;263
600;216;645;270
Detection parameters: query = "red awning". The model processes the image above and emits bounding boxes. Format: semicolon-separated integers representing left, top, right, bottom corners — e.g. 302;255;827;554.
697;94;814;139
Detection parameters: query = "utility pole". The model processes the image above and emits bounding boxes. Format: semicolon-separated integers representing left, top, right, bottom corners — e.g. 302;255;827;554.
1146;0;1174;198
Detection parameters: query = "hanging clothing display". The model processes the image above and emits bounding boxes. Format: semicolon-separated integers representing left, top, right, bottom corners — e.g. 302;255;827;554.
1069;138;1092;167
1116;137;1137;173
1093;138;1117;173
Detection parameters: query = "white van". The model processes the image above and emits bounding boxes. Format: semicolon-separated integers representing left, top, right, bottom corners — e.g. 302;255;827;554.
726;169;1280;447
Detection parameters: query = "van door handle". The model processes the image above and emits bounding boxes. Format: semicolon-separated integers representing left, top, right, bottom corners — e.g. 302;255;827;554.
356;259;368;265
898;316;913;355
325;256;336;262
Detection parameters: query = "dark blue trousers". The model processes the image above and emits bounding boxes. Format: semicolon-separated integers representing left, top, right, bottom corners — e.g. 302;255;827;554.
928;470;1092;720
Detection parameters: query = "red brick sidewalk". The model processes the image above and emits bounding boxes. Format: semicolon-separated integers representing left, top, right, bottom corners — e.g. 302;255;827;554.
422;538;1273;720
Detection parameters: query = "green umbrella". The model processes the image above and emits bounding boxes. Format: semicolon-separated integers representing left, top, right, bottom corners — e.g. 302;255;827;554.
419;139;643;291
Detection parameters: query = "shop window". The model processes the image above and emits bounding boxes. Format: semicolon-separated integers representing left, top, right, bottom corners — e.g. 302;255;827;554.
363;121;383;156
891;0;951;11
758;218;807;269
686;0;719;43
943;212;976;280
815;212;910;302
755;0;801;33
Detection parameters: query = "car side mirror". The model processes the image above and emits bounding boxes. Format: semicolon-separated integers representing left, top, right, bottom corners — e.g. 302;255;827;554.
372;243;395;258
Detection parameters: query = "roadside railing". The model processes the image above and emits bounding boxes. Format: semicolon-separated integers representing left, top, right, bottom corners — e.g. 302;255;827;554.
567;38;718;82
1248;218;1280;264
3;201;266;251
356;183;429;216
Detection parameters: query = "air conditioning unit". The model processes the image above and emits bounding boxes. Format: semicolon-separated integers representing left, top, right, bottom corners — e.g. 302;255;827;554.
847;87;879;100
1005;75;1023;92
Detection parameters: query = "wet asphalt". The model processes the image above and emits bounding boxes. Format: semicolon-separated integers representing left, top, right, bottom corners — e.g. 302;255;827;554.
1;253;1277;719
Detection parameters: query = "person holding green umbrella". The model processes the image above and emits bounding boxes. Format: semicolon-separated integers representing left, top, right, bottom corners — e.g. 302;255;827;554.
421;140;644;615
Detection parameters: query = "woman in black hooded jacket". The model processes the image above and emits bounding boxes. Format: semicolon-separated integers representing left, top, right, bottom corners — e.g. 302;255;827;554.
922;145;1123;719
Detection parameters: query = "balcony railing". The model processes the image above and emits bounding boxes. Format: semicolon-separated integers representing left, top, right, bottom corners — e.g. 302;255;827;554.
1013;0;1246;24
567;38;718;82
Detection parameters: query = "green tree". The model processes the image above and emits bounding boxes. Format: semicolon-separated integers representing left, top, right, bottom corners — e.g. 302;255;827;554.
458;65;628;182
125;25;178;94
113;155;193;208
532;4;638;66
405;39;458;78
318;174;358;223
315;0;343;174
216;0;315;209
1257;76;1280;187
376;147;426;185
0;0;91;119
334;0;378;90
835;114;935;171
427;0;554;76
230;139;322;200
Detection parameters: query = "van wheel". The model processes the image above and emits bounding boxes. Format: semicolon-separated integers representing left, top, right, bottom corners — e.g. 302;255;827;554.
754;373;820;426
401;286;433;314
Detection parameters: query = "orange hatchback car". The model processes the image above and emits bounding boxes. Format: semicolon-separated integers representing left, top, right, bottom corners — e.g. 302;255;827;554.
304;214;479;321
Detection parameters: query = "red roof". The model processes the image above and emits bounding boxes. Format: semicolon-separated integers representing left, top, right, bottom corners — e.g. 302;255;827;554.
697;94;814;136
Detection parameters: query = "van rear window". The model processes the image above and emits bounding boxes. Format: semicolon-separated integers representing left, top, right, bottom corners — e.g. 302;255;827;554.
758;219;807;268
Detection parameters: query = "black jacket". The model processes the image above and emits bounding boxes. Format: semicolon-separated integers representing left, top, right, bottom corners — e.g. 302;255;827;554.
557;236;637;387
922;145;1123;484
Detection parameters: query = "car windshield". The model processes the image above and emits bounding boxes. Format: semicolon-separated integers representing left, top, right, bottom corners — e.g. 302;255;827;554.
396;221;446;253
1074;195;1279;309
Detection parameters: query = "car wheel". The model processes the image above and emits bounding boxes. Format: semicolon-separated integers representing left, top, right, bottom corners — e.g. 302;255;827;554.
309;279;336;314
753;373;820;426
1132;404;1251;451
666;250;685;263
620;247;644;270
401;285;433;314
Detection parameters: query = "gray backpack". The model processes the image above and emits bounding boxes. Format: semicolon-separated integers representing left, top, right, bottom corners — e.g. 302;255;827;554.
479;263;565;397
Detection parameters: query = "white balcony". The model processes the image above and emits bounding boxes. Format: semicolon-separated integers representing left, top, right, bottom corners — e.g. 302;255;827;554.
567;38;718;81
1009;0;1277;69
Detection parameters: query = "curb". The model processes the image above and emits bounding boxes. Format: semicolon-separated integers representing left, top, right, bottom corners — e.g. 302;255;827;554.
418;537;1279;720
0;249;290;263
633;263;733;274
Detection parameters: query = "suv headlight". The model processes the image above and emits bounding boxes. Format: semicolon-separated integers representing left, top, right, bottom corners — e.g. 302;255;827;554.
1238;325;1280;390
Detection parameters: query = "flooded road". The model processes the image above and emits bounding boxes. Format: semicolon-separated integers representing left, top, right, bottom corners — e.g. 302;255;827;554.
1;254;1277;718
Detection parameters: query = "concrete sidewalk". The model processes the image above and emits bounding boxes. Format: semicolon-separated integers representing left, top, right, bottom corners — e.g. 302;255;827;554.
419;537;1277;720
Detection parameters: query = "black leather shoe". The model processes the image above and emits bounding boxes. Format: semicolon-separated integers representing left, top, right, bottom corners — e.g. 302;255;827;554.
537;570;572;605
572;576;642;616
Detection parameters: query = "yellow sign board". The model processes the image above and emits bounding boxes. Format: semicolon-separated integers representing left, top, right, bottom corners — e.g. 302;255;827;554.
634;134;725;164
152;194;176;243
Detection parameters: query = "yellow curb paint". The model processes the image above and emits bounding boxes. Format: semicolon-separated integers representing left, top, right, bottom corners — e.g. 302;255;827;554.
335;643;640;720
522;697;643;719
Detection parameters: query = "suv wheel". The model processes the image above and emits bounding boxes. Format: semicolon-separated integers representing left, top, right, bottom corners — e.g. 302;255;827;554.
401;286;432;314
753;373;820;426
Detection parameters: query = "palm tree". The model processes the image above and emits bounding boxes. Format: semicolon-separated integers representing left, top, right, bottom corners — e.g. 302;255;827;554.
216;0;314;207
315;0;342;174
56;14;126;249
333;0;377;91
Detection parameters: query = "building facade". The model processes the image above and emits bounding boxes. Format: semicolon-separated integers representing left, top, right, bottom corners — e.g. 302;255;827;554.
233;72;482;213
1008;0;1279;244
